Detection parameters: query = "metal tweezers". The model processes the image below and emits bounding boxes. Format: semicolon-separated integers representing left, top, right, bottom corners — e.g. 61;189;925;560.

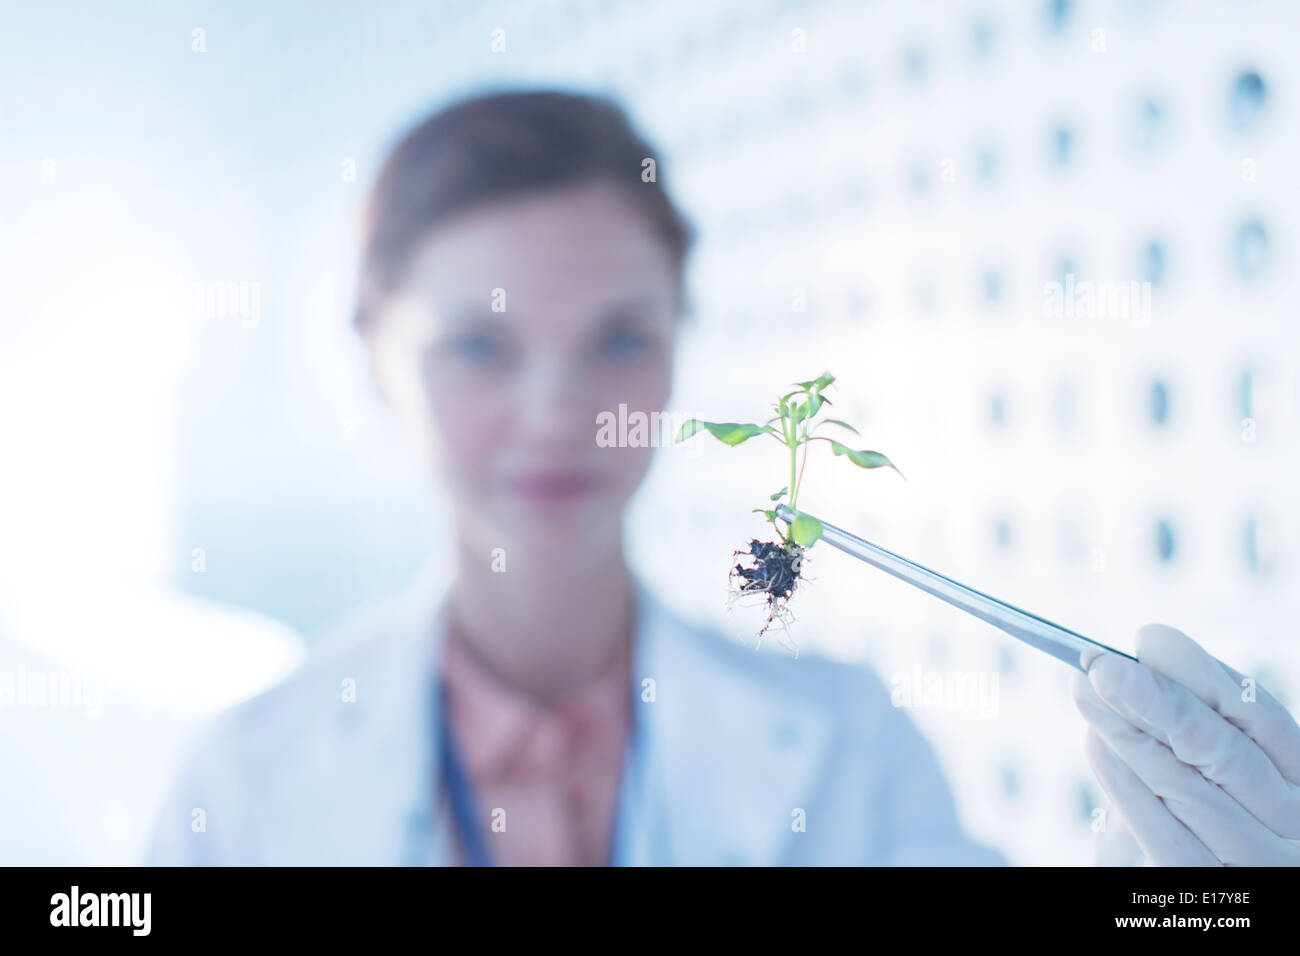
774;504;1136;671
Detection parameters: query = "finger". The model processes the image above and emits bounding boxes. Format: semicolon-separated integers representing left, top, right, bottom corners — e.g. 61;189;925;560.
1095;801;1145;867
1074;716;1217;866
1138;624;1300;785
1079;644;1107;671
1074;670;1299;865
1073;674;1217;865
1088;649;1300;839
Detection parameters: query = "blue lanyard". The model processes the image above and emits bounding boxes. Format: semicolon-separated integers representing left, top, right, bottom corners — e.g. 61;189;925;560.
438;679;636;867
439;698;495;866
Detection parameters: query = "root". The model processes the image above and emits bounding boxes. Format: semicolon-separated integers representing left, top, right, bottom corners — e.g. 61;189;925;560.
725;538;811;657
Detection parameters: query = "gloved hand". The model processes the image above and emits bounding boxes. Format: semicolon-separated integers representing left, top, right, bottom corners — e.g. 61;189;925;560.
1091;803;1145;866
1070;623;1300;866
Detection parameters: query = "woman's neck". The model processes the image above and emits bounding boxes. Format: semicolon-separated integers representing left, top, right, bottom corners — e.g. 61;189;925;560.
446;528;636;704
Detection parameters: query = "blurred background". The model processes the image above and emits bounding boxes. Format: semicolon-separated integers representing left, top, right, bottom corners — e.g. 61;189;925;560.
2;0;1296;865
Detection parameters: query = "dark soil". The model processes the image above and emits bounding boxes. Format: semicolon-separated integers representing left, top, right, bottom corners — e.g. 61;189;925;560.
728;537;809;652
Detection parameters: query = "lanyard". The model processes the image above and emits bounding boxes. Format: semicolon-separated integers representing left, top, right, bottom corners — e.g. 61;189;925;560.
437;679;638;867
438;697;495;866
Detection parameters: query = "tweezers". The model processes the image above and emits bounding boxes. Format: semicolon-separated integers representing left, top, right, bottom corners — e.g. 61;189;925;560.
774;504;1136;671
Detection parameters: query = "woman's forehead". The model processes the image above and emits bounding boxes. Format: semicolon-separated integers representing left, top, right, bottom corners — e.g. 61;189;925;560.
404;181;676;301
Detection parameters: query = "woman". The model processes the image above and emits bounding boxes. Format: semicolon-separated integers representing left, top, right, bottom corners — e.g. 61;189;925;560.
146;90;1300;867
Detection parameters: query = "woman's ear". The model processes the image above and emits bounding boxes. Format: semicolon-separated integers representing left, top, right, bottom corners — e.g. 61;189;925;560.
358;290;445;443
357;297;419;415
359;313;446;481
359;325;395;412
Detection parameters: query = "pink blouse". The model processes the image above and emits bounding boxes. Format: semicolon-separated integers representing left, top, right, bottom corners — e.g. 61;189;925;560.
440;628;632;866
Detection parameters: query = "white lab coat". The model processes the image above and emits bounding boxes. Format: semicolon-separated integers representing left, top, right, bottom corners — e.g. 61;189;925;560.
143;559;1005;866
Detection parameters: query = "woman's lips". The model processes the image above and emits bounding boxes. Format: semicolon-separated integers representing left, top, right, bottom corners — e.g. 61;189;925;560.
504;471;599;503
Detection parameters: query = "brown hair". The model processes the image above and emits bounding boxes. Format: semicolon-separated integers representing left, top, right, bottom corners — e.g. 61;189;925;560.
353;89;696;332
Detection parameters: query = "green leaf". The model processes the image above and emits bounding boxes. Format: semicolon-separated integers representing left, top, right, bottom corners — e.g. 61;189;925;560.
675;419;774;446
769;486;789;501
752;508;777;521
817;418;860;436
828;440;902;476
796;372;835;391
791;395;832;424
790;512;824;547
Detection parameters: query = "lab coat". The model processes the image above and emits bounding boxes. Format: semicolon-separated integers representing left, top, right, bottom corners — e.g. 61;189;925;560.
144;559;1006;866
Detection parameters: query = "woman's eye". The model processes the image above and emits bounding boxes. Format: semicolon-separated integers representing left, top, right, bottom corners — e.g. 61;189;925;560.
601;327;649;360
449;333;504;363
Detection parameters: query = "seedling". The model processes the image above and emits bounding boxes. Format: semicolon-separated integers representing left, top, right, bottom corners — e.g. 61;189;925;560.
675;371;903;652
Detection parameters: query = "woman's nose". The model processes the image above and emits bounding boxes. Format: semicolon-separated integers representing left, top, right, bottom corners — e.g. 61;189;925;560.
512;358;592;445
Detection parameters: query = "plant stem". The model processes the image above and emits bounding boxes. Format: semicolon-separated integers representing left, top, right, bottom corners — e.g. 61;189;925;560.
788;438;797;506
794;416;810;507
780;412;796;546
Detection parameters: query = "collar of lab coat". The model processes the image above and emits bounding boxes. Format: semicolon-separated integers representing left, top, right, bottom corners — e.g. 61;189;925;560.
337;555;838;867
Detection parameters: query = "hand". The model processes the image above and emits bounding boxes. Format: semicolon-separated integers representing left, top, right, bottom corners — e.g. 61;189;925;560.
1070;623;1300;866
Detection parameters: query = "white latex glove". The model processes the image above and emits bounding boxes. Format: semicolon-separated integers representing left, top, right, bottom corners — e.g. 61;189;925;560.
1070;623;1300;866
1091;803;1146;866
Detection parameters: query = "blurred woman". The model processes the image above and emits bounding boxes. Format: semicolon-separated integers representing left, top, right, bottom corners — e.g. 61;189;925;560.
144;89;1006;866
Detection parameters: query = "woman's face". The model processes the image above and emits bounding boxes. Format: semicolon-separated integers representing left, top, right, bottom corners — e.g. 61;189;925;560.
366;180;680;554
